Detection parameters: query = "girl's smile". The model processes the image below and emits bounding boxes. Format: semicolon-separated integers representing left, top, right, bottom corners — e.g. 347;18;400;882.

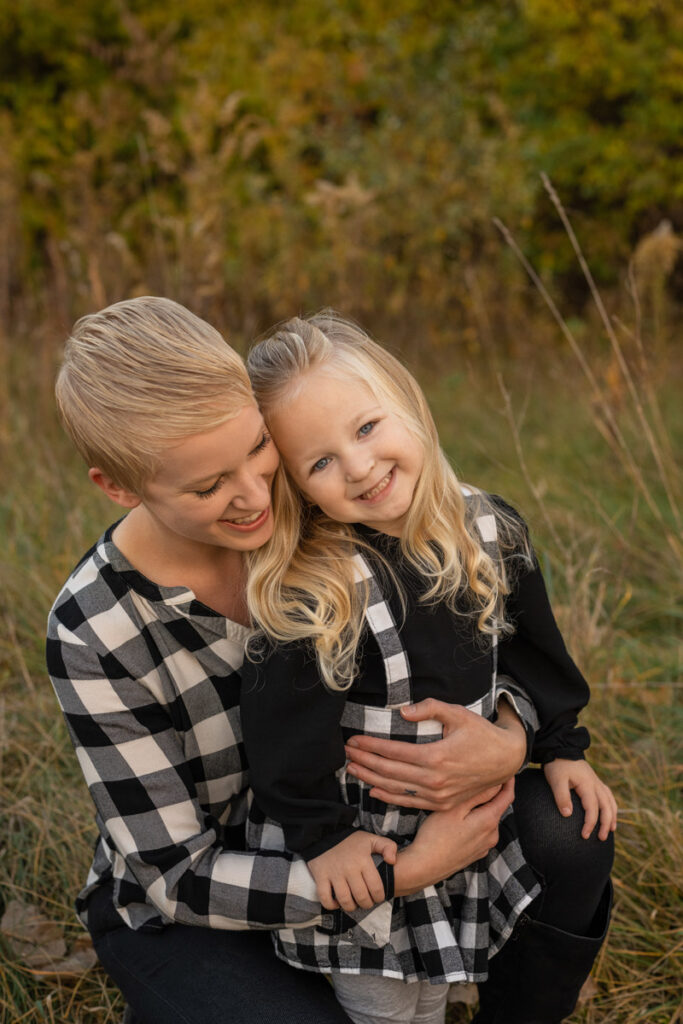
355;466;396;504
267;370;424;537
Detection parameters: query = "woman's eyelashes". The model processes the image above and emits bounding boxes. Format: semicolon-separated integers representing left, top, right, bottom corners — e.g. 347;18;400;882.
358;421;375;437
251;431;271;456
195;477;224;499
194;433;272;497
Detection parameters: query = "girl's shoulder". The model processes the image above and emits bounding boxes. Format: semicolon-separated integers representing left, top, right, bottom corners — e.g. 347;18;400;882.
461;486;527;527
461;487;533;564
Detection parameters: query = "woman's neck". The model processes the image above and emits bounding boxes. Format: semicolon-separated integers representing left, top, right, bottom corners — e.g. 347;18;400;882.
112;508;249;623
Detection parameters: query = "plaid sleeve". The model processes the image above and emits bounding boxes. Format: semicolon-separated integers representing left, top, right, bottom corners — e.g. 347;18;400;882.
488;494;592;763
47;613;324;932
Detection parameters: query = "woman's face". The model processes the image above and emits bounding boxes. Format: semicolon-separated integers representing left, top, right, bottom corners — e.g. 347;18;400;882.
140;402;280;553
267;369;424;537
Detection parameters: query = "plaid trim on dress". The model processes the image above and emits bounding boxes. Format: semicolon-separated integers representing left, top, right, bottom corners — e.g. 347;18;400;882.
47;525;328;933
251;502;542;983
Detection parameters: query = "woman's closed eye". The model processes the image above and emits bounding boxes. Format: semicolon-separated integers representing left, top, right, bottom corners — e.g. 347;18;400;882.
195;477;224;499
250;431;272;457
193;433;271;497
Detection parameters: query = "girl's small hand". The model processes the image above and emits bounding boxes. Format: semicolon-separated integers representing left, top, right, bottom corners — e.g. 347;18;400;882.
308;831;397;913
543;758;617;841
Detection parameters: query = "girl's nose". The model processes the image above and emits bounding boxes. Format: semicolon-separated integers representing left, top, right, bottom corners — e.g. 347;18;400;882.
344;451;375;484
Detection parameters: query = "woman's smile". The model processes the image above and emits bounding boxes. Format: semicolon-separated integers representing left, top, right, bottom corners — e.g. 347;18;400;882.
219;508;271;531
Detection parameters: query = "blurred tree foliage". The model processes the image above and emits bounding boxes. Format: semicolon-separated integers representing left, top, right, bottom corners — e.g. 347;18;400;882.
1;0;681;342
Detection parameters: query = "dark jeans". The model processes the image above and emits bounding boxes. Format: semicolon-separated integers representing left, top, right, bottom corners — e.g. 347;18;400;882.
89;886;352;1023
89;769;613;1024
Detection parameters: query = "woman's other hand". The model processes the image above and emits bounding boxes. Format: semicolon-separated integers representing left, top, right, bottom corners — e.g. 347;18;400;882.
393;779;515;896
344;698;526;810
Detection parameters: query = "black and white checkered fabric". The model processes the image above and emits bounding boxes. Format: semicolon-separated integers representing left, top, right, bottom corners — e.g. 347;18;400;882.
262;502;542;983
47;526;327;933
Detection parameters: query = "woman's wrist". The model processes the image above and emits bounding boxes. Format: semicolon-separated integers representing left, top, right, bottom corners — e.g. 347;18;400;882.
494;698;527;775
393;844;428;897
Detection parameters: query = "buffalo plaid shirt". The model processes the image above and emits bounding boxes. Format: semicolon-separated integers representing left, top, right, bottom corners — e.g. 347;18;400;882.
47;524;342;933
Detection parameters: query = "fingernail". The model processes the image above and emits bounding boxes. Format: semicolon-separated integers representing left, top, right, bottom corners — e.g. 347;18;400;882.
346;763;358;775
562;806;572;816
346;738;359;748
401;704;417;715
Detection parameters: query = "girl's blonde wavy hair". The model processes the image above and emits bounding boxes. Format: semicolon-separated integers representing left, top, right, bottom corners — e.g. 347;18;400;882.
246;311;529;691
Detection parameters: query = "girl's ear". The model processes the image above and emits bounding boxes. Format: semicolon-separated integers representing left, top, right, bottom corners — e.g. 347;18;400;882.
88;468;142;509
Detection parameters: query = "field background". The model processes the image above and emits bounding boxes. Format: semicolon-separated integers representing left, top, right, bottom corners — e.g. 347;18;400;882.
1;1;681;1021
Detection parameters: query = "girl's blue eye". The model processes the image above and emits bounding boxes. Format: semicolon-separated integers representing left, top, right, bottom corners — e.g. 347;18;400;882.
358;421;375;436
312;457;331;473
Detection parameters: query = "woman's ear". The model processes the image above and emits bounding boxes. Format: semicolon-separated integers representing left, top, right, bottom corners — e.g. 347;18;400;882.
88;468;142;509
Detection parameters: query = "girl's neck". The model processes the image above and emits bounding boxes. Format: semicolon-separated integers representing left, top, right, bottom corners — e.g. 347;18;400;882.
355;520;403;541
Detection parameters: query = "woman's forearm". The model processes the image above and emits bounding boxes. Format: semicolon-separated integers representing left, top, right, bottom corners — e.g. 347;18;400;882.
393;779;515;896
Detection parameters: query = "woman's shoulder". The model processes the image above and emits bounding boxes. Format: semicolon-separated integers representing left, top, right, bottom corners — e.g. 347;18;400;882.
48;521;168;650
49;525;117;617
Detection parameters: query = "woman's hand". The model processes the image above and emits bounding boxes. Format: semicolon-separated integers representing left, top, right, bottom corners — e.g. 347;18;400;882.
543;758;618;841
393;779;515;896
344;698;526;811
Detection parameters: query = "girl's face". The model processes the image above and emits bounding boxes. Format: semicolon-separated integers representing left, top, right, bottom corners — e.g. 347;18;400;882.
267;368;424;537
140;402;280;553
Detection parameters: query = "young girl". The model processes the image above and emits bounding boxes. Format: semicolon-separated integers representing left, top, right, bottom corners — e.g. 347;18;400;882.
240;312;616;1024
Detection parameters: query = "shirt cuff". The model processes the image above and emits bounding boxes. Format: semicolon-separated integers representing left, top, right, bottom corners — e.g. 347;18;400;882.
495;675;539;769
375;853;395;901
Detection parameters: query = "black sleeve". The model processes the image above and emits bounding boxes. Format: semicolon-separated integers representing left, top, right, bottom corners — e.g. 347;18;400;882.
240;640;359;860
493;499;591;764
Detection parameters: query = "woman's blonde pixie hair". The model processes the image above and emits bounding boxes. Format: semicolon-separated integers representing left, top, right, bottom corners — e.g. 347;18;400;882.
247;311;527;691
56;296;254;493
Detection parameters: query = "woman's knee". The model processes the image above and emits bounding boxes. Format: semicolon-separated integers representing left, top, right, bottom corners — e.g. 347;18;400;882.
513;768;614;885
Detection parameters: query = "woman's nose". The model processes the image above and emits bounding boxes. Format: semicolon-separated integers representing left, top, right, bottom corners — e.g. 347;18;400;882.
232;469;272;507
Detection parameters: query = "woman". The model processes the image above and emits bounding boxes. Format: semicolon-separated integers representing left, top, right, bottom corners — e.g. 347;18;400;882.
47;297;611;1023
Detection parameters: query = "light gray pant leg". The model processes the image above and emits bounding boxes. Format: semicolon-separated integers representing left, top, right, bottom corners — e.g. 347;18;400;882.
332;974;417;1024
331;975;448;1024
413;981;449;1024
